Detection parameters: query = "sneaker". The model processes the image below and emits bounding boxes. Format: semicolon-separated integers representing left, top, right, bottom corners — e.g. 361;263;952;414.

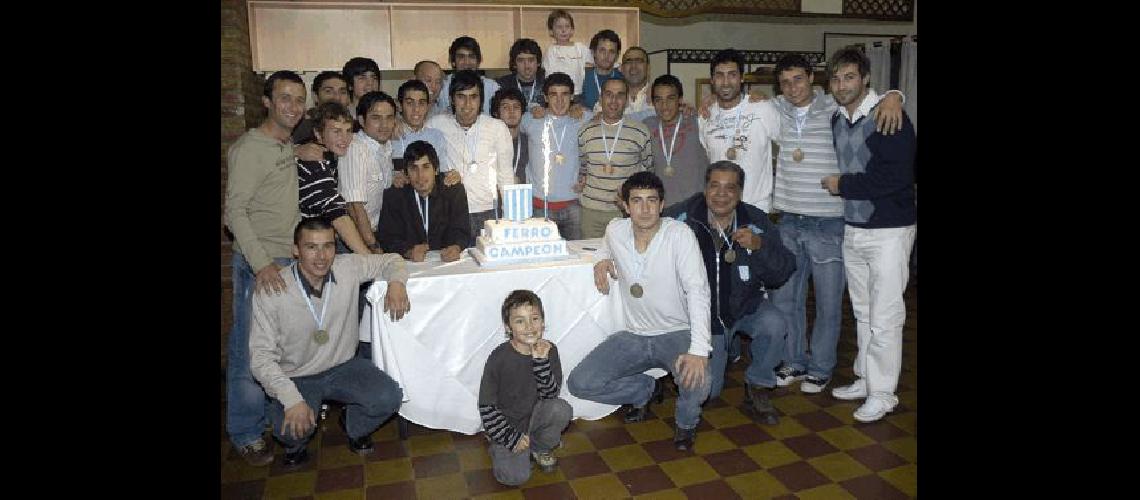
623;404;649;423
236;438;274;467
282;447;310;469
831;379;868;400
853;396;897;423
532;450;558;473
774;365;806;387
746;384;779;425
800;376;830;394
673;425;696;451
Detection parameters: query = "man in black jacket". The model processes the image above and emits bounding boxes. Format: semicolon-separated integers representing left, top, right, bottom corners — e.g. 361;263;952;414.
377;141;472;261
662;160;795;424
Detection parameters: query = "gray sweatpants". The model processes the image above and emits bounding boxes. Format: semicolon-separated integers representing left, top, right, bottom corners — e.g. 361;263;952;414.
486;398;573;486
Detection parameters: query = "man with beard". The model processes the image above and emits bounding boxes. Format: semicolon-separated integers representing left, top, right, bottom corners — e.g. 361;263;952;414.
579;30;622;110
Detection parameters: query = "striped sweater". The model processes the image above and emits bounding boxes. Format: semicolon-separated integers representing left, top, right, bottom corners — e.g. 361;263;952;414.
771;90;845;217
577;118;653;212
477;341;562;449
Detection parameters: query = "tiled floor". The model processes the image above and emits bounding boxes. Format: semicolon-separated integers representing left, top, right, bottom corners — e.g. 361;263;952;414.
221;281;917;499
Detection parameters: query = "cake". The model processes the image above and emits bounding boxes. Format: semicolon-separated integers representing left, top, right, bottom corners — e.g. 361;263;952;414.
471;184;572;266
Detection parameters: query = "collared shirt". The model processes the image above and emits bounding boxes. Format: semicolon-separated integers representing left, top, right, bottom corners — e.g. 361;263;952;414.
338;130;394;231
594;82;654;122
836;88;884;124
580;67;623;110
425;113;516;213
224;127;301;271
519;111;592;202
296;267;336;299
435;73;501;116
543;42;591;96
698;99;781;211
593;217;712;356
249;255;409;411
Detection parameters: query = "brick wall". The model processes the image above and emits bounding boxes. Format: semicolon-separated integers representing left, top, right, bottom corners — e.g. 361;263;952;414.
221;0;265;361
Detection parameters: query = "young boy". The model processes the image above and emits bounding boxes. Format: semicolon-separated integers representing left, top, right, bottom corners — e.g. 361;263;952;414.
542;9;591;101
478;290;573;486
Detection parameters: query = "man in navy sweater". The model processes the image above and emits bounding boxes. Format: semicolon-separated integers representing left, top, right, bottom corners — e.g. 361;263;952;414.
821;48;916;423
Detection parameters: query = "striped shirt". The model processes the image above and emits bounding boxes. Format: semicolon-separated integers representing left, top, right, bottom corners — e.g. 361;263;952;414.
297;151;348;221
577;118;653;211
771;90;845;217
338;130;394;231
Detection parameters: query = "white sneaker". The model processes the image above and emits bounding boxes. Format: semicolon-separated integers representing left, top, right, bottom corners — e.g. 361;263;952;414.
830;379;868;400
775;365;806;387
800;376;829;394
853;396;897;423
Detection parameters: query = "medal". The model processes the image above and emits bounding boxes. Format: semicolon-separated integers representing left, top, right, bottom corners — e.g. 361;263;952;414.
726;147;737;160
658;118;682;180
604;163;613;174
468;161;478;173
664;165;675;177
725;249;736;263
792;148;804;162
554;153;565;165
313;329;329;345
630;283;644;298
600;118;625;177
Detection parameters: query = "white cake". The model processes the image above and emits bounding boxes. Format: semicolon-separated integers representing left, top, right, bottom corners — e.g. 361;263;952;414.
472;218;571;266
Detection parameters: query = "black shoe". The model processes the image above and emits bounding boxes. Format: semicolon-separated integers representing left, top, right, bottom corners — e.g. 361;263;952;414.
747;384;779;425
283;447;309;469
340;412;375;455
673;425;696;451
623;404;648;423
651;378;665;404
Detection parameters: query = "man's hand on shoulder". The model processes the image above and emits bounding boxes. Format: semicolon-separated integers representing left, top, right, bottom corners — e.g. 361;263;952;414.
294;143;325;163
874;92;904;135
593;259;617;294
384;281;410;321
255;262;287;295
443;170;462;187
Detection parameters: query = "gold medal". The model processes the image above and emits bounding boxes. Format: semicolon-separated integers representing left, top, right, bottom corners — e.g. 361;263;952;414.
468;161;479;173
313;329;329;345
554;153;565;165
725;249;736;263
604;163;613;174
726;147;737;160
792;148;804;162
630;283;644;298
663;165;675;177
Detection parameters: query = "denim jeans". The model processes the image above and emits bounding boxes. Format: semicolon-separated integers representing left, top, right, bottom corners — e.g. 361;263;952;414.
769;213;847;380
487;398;573;486
567;330;710;429
227;252;292;448
267;358;403;452
733;301;788;389
539;202;581;241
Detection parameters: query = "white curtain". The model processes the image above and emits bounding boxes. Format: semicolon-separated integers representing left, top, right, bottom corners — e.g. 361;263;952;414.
865;39;893;96
899;38;918;133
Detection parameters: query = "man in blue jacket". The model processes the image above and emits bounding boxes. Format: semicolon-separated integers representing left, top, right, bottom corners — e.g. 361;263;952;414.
663;160;796;424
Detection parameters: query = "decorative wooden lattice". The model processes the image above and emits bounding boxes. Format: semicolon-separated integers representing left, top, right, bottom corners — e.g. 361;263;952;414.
666;49;827;68
842;0;913;21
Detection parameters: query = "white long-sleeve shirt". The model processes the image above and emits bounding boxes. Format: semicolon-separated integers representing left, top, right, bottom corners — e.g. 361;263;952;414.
426;113;516;213
595;217;712;356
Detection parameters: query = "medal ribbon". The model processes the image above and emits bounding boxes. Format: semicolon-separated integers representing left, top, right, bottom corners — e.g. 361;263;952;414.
293;265;331;332
658;117;682;168
463;124;481;169
517;78;537;107
601;119;625;167
414;192;430;236
551;117;568;157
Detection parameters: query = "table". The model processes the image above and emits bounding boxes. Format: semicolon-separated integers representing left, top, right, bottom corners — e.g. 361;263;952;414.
362;240;650;435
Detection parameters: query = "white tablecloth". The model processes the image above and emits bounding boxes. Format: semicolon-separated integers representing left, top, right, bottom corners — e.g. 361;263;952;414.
362;240;635;435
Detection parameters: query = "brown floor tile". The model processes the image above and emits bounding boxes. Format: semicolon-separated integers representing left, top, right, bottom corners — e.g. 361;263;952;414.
767;461;831;492
795;409;845;432
840;473;911;500
585;427;636;450
701;449;760;477
640;439;691;464
453;431;488;450
557;451;610;479
366;480;417;499
521;481;576;500
847;444;908;472
220;479;265;500
616;465;675;496
315;465;364;492
411;452;461;478
465;469;515;497
782;434;840;459
366;440;408;462
681;479;742;499
718;423;774;447
855;420;910;442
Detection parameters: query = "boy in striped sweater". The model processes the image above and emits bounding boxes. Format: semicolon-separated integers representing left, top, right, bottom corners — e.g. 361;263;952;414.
478;290;572;485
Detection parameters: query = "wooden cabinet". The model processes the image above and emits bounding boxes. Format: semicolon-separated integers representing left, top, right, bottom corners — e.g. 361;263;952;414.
248;2;640;72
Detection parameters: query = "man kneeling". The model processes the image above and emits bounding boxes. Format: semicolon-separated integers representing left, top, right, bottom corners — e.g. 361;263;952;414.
478;290;573;485
249;218;410;468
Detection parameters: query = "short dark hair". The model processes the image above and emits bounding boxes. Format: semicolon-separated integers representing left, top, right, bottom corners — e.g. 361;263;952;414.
398;79;430;103
705;160;746;187
402;140;440;173
620;171;665;203
710;48;746;77
623;46;648;61
449;70;484;114
774;53;813;80
543;72;575;95
828;47;871;81
547;9;574;30
589;29;621;54
500;289;545;330
312;101;353;131
490;87;526;119
602;77;628;94
448;36;483;67
311;71;346;94
356;91;397;120
341;57;381;94
263;70;304;99
294;217;334;244
650;74;683;99
509;38;542;74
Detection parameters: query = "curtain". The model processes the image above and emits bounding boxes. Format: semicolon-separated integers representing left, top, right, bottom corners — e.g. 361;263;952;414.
899;39;917;133
865;39;893;96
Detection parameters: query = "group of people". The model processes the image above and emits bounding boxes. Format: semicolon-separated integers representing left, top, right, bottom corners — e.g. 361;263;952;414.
224;7;917;486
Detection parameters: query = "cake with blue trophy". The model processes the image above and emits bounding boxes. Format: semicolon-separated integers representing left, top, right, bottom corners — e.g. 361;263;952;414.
472;183;571;266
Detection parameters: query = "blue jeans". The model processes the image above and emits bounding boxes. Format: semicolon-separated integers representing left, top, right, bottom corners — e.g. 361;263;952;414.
568;330;710;429
267;357;403;452
227;252;292;448
540;201;581;241
733;301;788;389
769;213;846;380
709;326;729;400
487;398;573;486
